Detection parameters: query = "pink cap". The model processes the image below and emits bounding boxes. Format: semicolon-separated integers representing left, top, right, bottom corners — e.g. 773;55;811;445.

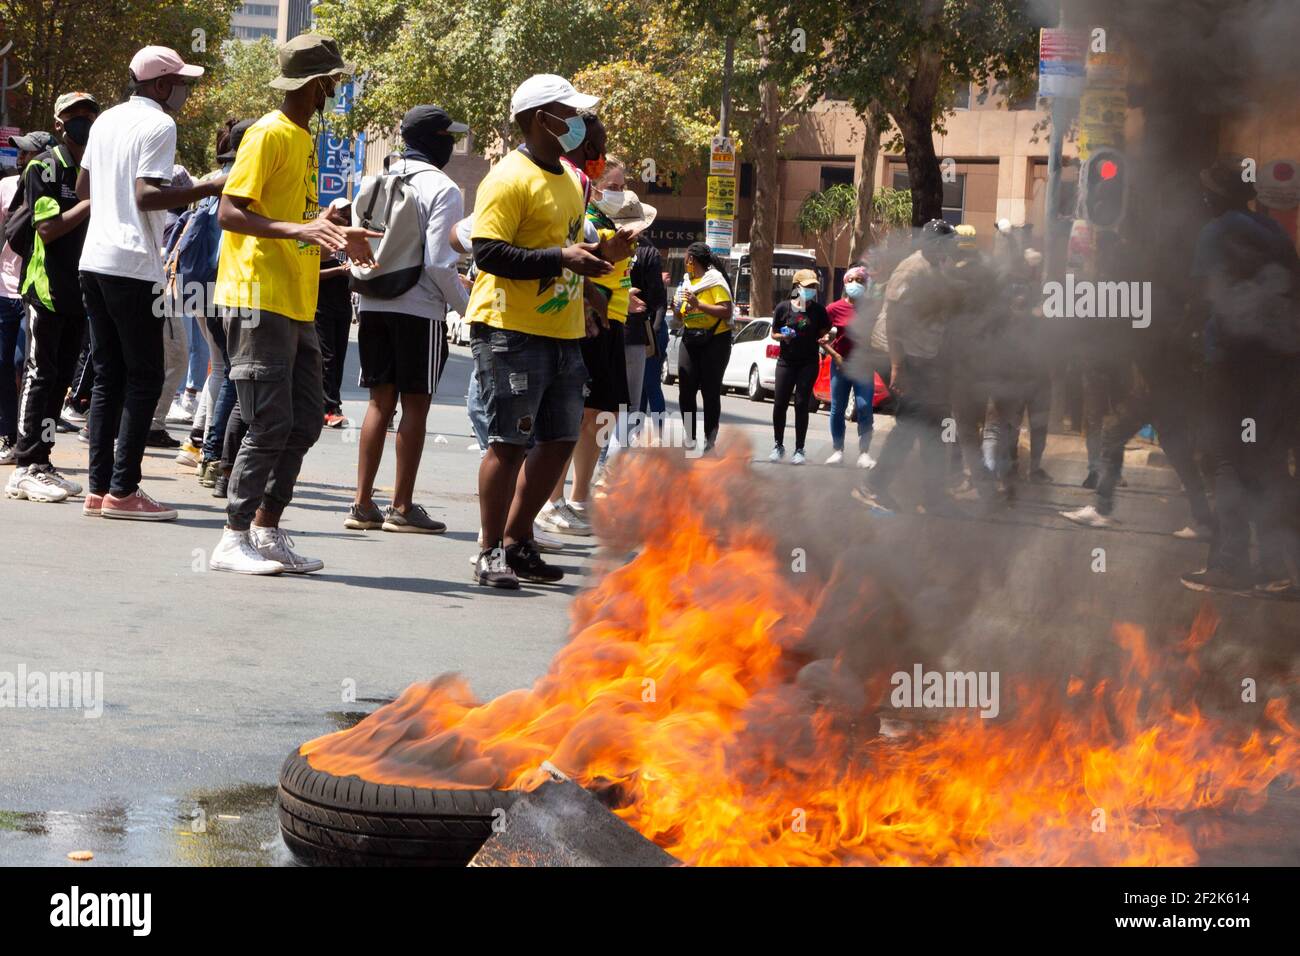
130;46;205;82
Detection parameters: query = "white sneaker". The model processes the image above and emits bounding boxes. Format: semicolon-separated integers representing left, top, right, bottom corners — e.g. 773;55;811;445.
1172;523;1213;540
857;452;877;469
531;524;566;553
166;395;195;424
5;465;69;502
250;526;324;573
1060;505;1117;529
0;437;17;465
537;500;592;537
768;445;785;463
791;449;806;465
61;403;87;425
42;465;83;497
825;450;844;465
210;529;284;575
563;501;594;535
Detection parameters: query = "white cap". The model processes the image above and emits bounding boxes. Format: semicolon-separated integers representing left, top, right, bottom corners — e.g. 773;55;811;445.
509;74;598;120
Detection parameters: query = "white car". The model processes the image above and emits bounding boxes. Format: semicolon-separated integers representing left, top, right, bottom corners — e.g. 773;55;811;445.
721;318;777;401
446;310;471;346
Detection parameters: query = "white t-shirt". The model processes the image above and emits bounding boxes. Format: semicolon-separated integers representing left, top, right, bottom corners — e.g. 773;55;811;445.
0;175;22;298
79;96;177;282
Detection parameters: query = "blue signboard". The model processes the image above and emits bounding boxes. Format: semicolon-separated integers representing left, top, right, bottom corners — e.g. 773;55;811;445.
317;80;356;207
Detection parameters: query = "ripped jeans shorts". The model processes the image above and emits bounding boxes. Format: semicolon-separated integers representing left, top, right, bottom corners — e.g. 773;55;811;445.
469;323;588;446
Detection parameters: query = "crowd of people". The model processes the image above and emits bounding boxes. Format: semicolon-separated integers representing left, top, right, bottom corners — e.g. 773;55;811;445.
1;33;1296;599
832;185;1298;599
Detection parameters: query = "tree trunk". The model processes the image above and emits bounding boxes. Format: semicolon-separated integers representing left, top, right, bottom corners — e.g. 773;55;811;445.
891;44;944;226
849;104;882;261
748;31;780;318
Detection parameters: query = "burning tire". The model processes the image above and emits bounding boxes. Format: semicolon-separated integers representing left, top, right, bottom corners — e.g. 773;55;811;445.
277;751;518;866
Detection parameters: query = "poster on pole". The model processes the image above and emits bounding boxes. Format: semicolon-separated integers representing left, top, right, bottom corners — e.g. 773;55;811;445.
1038;29;1085;99
709;135;735;176
705;217;734;255
318;80;356;207
705;175;736;217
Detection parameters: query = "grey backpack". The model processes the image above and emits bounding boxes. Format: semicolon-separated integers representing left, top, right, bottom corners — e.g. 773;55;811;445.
348;166;433;298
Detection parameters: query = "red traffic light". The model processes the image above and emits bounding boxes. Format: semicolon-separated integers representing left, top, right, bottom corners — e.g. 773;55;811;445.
1099;159;1119;180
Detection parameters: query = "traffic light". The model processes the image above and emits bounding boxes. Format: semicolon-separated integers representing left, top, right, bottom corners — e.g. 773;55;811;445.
1083;148;1127;229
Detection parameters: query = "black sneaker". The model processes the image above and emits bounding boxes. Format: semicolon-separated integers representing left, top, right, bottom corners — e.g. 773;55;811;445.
474;544;519;589
345;501;384;530
505;539;564;583
55;417;78;433
212;475;228;498
1180;568;1253;595
382;503;446;534
146;428;181;449
1081;471;1099;489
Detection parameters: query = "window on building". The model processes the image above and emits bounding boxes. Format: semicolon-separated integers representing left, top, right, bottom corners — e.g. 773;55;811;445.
891;169;966;225
820;165;854;190
453;133;471;155
236;3;279;17
952;83;971;110
232;25;278;39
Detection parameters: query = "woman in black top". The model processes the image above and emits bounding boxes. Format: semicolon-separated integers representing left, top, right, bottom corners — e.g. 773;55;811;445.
769;269;831;464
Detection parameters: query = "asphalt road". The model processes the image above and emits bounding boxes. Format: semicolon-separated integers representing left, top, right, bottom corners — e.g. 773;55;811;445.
1;332;1296;865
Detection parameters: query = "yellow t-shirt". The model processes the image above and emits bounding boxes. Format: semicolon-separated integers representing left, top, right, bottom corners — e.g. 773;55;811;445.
214;110;320;323
465;149;585;339
589;225;631;323
680;283;732;334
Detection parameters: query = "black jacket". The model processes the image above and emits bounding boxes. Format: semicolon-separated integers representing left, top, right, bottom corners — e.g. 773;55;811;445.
626;236;666;345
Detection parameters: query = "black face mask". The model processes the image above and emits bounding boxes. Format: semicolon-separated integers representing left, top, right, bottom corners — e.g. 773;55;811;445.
405;131;454;169
62;116;93;147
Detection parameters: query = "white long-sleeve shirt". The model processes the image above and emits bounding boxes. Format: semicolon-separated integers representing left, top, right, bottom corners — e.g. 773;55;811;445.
356;157;469;318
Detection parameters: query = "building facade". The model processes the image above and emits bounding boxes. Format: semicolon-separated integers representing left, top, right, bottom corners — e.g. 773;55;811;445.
230;0;312;44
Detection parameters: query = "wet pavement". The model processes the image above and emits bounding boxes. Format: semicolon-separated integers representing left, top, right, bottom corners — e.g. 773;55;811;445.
2;336;1297;865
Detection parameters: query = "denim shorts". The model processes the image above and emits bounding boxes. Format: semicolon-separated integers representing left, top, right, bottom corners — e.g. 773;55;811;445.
470;324;587;445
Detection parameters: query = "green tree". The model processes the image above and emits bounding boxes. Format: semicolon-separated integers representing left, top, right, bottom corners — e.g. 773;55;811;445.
181;37;282;171
765;0;1039;226
871;185;912;232
666;3;817;319
795;183;857;271
571;60;714;183
0;0;238;133
314;0;624;150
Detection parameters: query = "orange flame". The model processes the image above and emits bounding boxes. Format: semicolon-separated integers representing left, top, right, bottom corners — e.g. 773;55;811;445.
303;448;1299;865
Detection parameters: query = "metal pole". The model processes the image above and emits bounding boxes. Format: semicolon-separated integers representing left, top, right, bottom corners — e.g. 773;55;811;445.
720;34;734;138
0;42;29;131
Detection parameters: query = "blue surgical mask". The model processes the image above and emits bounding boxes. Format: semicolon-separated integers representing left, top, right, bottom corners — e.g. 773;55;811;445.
542;111;587;152
844;281;865;300
798;287;817;301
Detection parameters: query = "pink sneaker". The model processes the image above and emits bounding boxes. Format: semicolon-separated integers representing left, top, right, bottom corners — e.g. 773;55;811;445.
101;487;178;521
83;493;104;517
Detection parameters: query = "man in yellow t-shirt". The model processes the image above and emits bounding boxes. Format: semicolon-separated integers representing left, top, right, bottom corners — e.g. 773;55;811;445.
466;74;635;589
208;33;379;576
